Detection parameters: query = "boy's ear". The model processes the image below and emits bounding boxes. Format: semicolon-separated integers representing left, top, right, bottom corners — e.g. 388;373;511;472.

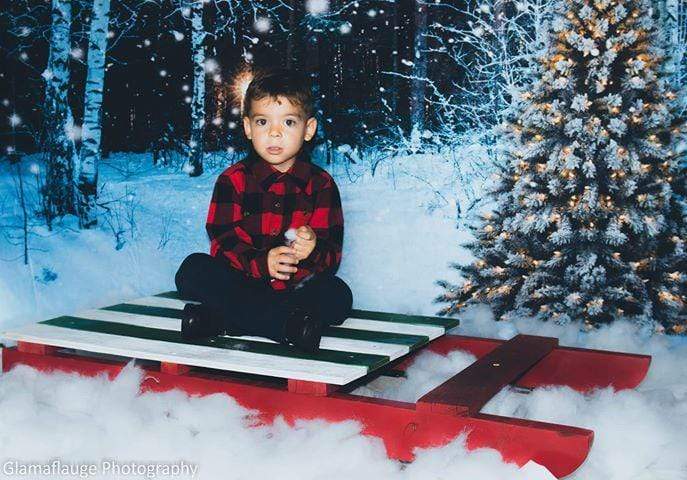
243;116;252;139
304;117;317;142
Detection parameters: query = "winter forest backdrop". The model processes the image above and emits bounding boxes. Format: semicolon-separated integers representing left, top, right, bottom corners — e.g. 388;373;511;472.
2;1;687;479
2;0;686;332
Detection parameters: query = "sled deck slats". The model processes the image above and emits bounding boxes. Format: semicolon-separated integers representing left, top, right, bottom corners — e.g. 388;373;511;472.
1;291;458;385
418;334;558;415
3;322;369;384
76;306;414;360
156;291;459;333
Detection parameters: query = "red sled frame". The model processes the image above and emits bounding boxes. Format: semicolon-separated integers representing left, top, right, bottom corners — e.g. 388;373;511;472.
2;333;651;479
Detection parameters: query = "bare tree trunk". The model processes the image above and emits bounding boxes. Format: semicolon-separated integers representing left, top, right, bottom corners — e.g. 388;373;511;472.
43;0;77;224
390;0;399;115
286;0;298;69
78;0;112;229
189;0;205;177
410;0;428;134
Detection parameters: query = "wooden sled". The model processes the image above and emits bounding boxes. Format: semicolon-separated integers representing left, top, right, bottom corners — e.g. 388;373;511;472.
1;291;651;478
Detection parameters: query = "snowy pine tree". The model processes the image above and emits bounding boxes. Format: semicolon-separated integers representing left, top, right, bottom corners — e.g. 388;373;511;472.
435;0;687;333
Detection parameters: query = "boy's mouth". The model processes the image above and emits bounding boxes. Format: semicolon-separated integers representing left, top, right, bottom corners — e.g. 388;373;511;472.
266;147;283;154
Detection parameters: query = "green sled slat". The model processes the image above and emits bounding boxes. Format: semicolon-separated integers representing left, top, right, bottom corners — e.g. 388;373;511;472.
39;316;389;371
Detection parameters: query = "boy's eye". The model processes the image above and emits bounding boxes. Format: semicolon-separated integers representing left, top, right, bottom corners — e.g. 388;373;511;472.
256;119;266;126
285;119;297;126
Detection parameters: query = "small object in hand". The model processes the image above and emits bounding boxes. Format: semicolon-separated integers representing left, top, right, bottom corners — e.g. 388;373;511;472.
284;228;298;247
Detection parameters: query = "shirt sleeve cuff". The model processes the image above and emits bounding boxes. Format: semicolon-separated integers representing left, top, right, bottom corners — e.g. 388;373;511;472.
252;250;271;279
302;243;323;269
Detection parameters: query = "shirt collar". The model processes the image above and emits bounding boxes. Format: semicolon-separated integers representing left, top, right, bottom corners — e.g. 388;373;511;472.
245;149;311;192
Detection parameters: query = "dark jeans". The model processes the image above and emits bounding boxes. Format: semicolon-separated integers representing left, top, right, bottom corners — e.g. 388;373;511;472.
174;253;353;342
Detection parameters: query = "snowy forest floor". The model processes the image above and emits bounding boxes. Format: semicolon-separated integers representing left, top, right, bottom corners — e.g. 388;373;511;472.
0;151;686;479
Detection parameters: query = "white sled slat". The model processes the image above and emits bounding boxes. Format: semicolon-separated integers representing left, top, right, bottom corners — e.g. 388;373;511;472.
73;307;410;360
2;323;367;385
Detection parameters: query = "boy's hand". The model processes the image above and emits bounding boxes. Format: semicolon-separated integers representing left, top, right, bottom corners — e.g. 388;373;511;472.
292;226;316;261
267;246;299;281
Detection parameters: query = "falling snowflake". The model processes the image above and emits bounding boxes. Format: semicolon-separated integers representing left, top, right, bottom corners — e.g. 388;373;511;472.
204;58;219;74
228;121;237;129
479;3;490;13
2;99;9;107
6;146;15;154
65;124;82;141
70;48;84;59
231;107;240;115
401;59;414;67
20;52;28;61
243;51;254;61
254;17;271;33
367;9;377;17
212;117;223;126
182;162;195;174
182;84;190;92
144;39;151;47
107;30;115;39
159;70;167;77
339;22;352;34
29;163;40;174
173;31;185;41
184;96;192;104
9;114;21;127
306;0;329;15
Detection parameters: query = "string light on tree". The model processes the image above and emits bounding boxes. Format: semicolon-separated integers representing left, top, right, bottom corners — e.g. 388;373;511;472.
435;0;687;334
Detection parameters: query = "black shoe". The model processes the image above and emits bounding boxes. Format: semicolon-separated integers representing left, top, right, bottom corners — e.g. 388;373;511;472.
284;307;323;354
180;304;223;340
219;323;247;337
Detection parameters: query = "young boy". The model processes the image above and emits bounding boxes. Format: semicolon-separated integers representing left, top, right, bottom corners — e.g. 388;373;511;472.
174;68;353;353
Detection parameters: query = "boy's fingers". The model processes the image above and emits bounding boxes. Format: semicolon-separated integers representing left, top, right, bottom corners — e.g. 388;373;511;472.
278;254;298;264
297;231;314;240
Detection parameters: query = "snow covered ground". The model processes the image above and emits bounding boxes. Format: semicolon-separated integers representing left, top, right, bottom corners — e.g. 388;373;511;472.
1;151;686;479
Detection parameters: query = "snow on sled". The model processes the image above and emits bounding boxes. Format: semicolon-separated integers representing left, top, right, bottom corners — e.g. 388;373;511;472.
1;291;651;478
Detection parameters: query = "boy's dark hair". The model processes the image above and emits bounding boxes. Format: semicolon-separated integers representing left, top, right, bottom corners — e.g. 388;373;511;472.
243;68;315;120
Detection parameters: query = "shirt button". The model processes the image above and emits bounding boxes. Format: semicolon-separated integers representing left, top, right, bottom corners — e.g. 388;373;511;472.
271;228;278;235
274;202;281;208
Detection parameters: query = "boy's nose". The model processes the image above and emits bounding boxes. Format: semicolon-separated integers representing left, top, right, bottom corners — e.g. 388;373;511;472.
269;127;282;137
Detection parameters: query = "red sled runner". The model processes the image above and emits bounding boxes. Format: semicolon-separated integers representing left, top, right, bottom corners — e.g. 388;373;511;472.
1;291;651;478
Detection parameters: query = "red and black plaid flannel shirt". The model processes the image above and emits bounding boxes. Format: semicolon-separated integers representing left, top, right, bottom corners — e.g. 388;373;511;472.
206;150;344;292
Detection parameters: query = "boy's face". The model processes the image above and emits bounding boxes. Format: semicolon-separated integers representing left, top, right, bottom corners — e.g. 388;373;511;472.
243;95;317;173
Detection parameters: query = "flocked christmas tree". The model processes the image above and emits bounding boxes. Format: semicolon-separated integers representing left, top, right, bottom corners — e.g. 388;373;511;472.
435;0;687;333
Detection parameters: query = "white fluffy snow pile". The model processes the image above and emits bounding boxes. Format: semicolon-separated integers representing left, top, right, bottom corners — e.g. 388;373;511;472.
1;152;685;479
